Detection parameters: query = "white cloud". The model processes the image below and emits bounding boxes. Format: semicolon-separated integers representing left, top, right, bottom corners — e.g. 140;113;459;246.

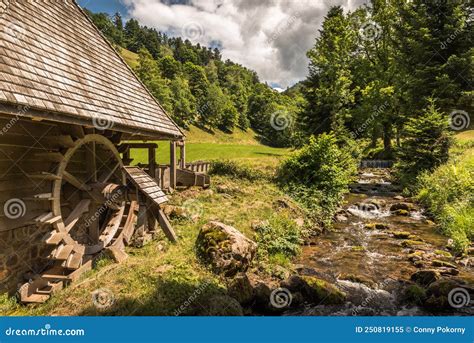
122;0;367;88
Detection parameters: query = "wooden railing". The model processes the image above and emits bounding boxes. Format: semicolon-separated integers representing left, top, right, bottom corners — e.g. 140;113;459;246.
185;161;211;173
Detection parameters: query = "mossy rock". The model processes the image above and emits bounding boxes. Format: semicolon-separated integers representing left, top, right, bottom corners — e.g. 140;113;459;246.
300;276;346;305
404;284;427;305
401;240;425;248
365;223;390;230
434;250;453;258
410;269;440;286
393;209;410;216
391;231;411;239
196;221;257;277
407;251;424;262
432;260;457;269
351;246;366;252
424;279;469;311
227;273;255;305
390;202;413;212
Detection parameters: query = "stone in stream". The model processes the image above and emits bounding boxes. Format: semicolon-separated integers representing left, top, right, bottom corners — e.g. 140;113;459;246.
365;223;390;230
195;221;257;277
410;270;441;286
424;278;472;311
393;195;404;201
393;209;410;216
403;284;427;305
390;202;414;212
432;260;458;269
281;275;346;305
401;239;426;248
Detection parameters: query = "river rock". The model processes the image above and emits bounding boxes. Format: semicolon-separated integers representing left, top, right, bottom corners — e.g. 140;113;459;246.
393;195;404;200
201;295;244;316
337;279;394;307
196;221;257;276
227;273;255;305
432;260;457;269
410;270;441;286
390;202;413;212
281;275;346;305
424;278;471;311
393;209;410;216
365;223;390;230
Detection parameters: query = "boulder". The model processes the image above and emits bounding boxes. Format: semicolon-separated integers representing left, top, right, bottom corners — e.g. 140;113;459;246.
196;221;257;277
403;284;427;305
410;270;440;287
227;273;255;305
424;278;470;311
281;275;346;305
201;295;244;316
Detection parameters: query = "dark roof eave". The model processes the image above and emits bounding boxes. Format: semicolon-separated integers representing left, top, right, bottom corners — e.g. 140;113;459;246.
0;102;184;141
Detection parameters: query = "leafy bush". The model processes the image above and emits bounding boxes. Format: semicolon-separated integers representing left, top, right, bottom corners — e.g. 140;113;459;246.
277;133;357;224
209;160;264;181
415;148;474;253
396;100;452;185
254;215;303;259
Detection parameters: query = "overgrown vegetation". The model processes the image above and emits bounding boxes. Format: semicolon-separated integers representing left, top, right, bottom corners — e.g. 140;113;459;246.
278;133;358;225
414;144;474;253
209;160;266;181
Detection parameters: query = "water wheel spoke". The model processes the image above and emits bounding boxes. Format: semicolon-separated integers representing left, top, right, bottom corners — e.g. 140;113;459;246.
85;141;97;183
64;199;91;232
87;202;102;244
63;170;92;192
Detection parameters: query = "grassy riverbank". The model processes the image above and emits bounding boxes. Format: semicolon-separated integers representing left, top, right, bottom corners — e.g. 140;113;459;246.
414;130;474;253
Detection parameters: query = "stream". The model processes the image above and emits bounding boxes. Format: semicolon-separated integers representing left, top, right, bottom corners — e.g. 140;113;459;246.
290;168;474;316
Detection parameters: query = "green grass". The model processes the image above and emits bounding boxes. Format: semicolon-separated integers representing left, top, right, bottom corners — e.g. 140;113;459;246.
119;48;139;69
454;129;474;143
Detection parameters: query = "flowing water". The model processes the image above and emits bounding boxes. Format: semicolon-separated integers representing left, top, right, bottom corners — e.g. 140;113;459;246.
291;168;474;316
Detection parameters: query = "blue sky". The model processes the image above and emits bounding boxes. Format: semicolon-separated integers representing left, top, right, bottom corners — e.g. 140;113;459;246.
78;0;127;15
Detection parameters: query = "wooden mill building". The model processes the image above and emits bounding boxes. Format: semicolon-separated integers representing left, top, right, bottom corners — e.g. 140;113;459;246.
0;0;207;302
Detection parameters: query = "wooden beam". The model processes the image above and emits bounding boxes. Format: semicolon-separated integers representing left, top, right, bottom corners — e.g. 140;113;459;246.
170;141;176;190
152;205;177;243
148;147;156;178
179;142;186;169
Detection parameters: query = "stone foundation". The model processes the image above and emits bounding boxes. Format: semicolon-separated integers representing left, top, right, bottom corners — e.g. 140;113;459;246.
0;224;53;294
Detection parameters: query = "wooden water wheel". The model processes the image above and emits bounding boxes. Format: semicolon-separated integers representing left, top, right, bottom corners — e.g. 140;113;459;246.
18;133;139;303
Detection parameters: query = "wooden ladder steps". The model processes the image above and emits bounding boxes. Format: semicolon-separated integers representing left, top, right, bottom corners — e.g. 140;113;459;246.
62;252;83;270
36;282;63;295
53;244;75;260
44;231;64;245
41;266;72;282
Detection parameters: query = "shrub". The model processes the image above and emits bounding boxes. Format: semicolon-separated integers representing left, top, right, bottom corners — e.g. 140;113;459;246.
254;215;303;259
415;148;474;253
209;160;264;181
277;132;357;224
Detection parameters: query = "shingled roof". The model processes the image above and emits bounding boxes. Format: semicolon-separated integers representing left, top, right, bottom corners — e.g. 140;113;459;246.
0;0;183;139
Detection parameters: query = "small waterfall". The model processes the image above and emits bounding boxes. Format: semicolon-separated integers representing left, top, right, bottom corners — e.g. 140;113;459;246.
359;160;394;169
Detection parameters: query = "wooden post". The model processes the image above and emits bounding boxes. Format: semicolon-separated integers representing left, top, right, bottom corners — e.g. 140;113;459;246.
179;142;186;169
170;141;176;190
148;146;156;178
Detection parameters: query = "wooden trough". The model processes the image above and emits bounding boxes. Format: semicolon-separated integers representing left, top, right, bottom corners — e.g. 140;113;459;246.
0;0;208;303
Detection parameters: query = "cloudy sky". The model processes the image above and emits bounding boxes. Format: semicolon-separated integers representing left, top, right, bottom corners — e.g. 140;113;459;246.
79;0;367;89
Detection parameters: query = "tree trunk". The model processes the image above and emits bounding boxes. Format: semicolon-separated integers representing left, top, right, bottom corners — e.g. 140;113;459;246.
383;122;392;156
370;127;378;148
